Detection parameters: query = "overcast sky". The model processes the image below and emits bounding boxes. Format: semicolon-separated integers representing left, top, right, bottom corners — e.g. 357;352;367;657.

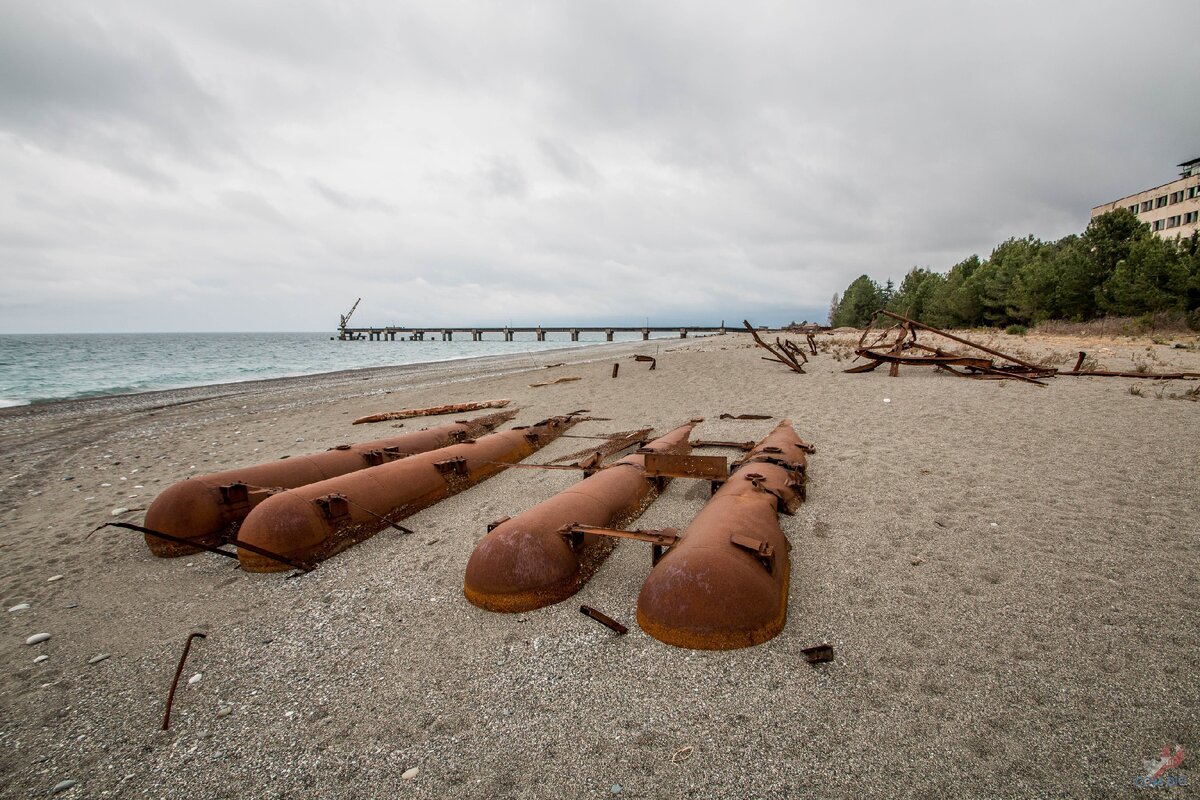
1;1;1198;333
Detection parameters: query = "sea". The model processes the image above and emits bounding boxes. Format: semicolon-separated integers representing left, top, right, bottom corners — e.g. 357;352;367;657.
0;331;674;408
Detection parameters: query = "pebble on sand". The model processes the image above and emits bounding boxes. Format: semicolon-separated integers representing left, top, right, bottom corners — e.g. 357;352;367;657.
25;633;51;645
217;706;233;718
34;655;49;663
402;767;420;780
88;653;110;665
8;603;31;612
47;575;63;582
111;508;129;516
188;673;202;685
51;779;78;794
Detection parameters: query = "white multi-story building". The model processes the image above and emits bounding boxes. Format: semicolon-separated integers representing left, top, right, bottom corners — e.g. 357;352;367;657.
1091;157;1200;239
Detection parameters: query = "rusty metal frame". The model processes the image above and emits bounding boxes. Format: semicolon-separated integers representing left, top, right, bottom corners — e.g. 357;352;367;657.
559;523;680;566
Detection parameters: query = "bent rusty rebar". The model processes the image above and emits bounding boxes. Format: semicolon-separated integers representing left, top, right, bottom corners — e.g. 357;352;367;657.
162;632;206;730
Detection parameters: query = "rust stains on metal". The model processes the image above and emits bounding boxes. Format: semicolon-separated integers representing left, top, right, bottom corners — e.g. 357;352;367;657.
848;310;1056;384
141;411;516;558
162;632;206;730
743;320;808;373
636;420;809;650
579;605;628;634
463;421;699;613
352;399;511;425
236;415;578;572
690;439;755;451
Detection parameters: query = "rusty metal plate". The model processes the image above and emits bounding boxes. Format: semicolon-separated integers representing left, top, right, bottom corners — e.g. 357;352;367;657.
643;452;728;481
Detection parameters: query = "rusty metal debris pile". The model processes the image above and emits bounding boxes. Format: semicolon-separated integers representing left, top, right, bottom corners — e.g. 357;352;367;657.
846;310;1057;384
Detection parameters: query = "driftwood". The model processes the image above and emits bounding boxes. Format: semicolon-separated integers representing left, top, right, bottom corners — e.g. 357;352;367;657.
528;376;581;388
743;320;806;373
352;399;511;425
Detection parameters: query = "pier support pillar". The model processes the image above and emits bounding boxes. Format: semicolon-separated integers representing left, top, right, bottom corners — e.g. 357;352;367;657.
642;329;650;340
679;329;688;338
504;328;513;341
570;329;580;342
442;330;453;341
536;329;546;342
605;329;614;341
472;330;481;341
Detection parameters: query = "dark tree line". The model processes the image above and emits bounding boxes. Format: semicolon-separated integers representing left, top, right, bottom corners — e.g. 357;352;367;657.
828;209;1200;329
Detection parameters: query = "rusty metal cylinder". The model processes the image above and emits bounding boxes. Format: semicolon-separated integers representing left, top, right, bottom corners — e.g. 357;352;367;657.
236;416;577;572
636;420;809;650
463;421;697;612
142;411;516;557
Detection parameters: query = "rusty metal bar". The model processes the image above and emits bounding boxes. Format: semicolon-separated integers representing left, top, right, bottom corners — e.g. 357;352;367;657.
718;413;772;420
611;363;619;378
236;415;578;572
691;439;755;451
464;421;699;613
634;354;657;370
580;605;628;634
743;320;805;373
559;524;680;547
162;632;206;730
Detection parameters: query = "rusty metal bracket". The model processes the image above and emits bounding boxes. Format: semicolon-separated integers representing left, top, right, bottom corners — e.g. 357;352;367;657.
434;456;469;477
486;516;511;533
559;523;680;566
730;532;775;574
218;483;249;506
362;446;411;466
314;493;351;521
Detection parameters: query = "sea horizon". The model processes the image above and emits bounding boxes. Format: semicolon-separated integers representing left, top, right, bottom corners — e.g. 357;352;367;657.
0;330;676;408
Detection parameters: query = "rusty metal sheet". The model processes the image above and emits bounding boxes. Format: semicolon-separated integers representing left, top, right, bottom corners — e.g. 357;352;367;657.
463;421;698;613
142;410;516;558
235;415;577;572
642;452;729;482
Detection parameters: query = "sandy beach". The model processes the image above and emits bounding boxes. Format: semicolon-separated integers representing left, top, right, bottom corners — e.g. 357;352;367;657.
1;330;1197;799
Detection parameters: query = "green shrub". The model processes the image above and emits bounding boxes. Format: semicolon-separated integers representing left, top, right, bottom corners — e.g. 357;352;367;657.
1005;324;1028;336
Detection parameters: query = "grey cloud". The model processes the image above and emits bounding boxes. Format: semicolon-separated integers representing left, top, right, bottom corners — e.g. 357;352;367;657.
311;180;395;213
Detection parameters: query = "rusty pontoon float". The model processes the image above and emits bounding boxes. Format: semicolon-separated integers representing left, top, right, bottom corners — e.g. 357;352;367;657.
637;420;811;650
236;415;578;572
463;420;699;612
141;411;517;558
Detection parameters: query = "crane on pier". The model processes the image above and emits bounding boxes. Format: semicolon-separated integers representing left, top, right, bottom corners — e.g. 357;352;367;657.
339;298;361;335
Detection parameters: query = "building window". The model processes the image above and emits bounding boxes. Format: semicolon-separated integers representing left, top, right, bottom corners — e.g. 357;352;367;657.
1165;215;1180;228
1128;204;1139;214
1169;191;1182;203
1185;211;1199;224
1153;219;1165;231
1188;187;1199;199
1156;195;1168;208
1142;200;1154;212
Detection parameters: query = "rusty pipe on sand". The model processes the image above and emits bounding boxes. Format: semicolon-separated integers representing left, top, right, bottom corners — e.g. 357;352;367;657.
142;411;517;558
636;420;808;650
463;420;699;612
236;415;578;572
